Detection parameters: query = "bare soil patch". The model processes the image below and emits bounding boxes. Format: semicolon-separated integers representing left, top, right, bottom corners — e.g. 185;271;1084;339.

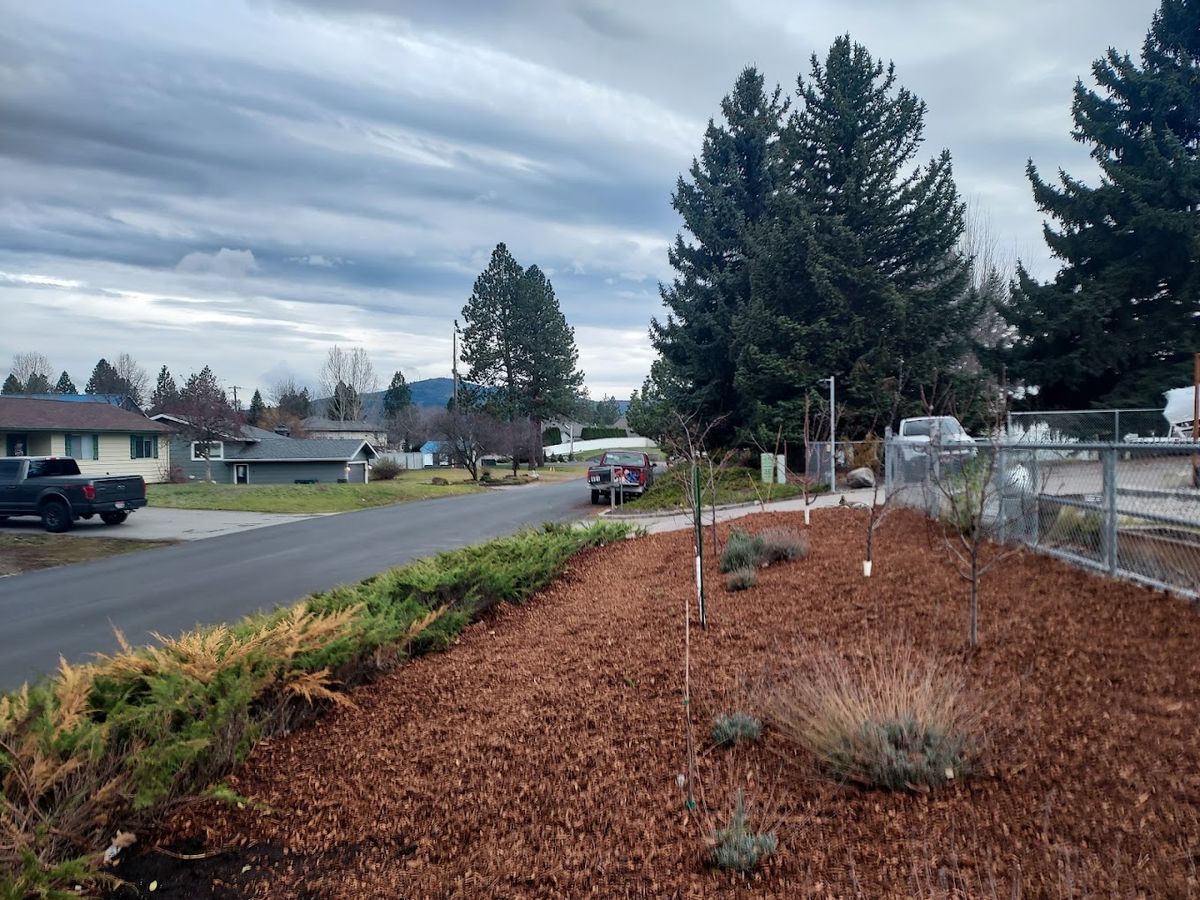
0;534;171;576
125;509;1200;897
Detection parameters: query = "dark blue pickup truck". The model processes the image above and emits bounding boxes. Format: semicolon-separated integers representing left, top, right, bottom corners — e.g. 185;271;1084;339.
0;456;147;532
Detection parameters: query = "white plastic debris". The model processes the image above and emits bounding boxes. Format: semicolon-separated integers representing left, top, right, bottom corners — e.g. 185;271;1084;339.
102;830;137;865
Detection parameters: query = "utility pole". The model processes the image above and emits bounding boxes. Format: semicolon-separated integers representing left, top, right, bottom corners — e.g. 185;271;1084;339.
229;385;242;411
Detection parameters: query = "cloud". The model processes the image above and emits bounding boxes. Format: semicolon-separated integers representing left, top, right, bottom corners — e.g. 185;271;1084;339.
0;0;1164;399
175;248;259;276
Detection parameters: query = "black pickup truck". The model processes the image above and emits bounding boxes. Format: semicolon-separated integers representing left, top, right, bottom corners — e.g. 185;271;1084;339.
0;457;148;532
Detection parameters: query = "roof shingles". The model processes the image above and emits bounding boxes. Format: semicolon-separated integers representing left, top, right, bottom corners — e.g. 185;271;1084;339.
0;397;170;433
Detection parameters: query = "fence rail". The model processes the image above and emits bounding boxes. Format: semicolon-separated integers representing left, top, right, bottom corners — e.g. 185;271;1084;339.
885;437;1200;600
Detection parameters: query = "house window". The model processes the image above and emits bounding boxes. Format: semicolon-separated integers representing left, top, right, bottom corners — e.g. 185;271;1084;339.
190;441;224;461
130;435;159;459
65;434;101;461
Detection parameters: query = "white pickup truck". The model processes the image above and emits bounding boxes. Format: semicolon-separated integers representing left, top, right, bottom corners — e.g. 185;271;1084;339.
895;416;978;476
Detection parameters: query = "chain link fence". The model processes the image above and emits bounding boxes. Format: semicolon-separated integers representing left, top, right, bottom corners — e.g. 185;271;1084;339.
1006;408;1176;443
885;436;1200;600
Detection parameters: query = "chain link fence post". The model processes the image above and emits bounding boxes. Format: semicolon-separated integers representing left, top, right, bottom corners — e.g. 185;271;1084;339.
1103;446;1118;577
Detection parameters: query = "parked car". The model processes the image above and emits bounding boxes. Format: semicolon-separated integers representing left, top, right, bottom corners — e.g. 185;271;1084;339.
0;456;148;532
895;416;978;476
588;450;655;505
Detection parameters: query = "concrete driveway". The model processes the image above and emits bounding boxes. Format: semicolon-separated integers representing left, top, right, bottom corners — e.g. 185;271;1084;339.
0;507;322;541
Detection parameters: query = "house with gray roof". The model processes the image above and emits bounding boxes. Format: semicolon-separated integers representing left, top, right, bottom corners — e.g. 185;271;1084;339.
300;416;387;445
152;416;376;484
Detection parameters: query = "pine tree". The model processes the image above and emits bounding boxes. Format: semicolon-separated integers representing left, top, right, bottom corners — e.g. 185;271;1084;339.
594;395;621;426
1;374;22;395
24;372;51;393
734;36;975;440
84;358;126;396
151;365;181;412
247;389;266;426
54;371;76;394
178;367;236;482
461;246;583;424
329;381;359;422
382;371;412;421
649;67;789;441
1002;0;1200;409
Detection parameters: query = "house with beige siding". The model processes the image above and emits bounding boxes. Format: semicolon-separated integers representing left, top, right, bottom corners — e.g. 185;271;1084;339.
0;397;172;483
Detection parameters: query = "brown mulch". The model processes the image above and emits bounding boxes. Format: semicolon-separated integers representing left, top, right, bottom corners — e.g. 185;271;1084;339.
140;509;1200;897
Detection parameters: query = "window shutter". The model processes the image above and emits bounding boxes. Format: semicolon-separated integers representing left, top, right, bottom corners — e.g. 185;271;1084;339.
93;435;100;460
65;434;73;457
152;436;159;459
130;435;137;459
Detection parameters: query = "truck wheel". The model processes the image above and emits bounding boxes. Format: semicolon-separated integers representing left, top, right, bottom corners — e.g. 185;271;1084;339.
40;500;72;533
590;490;600;505
100;512;129;526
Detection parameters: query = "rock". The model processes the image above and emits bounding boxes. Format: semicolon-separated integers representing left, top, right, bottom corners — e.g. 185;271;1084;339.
845;467;875;489
431;476;450;486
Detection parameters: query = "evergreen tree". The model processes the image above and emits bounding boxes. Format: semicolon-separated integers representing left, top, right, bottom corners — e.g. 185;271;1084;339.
276;385;312;419
53;371;76;394
329;380;359;422
594;395;621;426
247;389;266;426
382;371;412;421
1;374;22;395
514;264;584;436
24;372;51;393
151;365;181;412
734;37;975;440
461;245;583;452
84;358;127;396
1002;0;1200;409
649;67;789;441
177;367;236;482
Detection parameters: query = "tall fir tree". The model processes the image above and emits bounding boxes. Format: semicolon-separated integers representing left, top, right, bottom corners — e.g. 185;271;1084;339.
84;358;127;396
53;371;76;394
1002;0;1200;409
461;243;527;419
461;246;583;465
1;374;22;395
247;389;266;426
649;67;788;441
24;372;51;393
151;365;181;412
734;36;975;440
382;371;412;421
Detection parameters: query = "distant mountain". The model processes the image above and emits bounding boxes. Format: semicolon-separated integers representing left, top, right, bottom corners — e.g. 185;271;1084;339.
317;378;629;419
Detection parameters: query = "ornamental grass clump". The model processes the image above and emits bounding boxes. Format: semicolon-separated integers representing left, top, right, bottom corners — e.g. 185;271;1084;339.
757;527;809;564
724;567;758;592
711;712;762;748
720;528;764;574
709;789;777;872
768;642;980;792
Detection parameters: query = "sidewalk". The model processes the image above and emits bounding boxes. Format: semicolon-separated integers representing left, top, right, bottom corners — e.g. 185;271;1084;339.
600;487;881;534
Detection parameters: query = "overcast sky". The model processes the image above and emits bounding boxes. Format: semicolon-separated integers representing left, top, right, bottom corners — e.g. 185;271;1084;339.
0;0;1159;401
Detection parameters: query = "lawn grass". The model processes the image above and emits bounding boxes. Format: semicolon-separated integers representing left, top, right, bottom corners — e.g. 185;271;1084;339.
148;469;483;514
623;465;807;511
0;534;172;576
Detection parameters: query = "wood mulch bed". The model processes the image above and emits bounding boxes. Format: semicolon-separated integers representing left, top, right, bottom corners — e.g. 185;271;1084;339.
119;509;1200;897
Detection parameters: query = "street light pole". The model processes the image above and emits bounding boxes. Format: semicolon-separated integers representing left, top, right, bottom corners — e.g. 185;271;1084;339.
818;376;836;491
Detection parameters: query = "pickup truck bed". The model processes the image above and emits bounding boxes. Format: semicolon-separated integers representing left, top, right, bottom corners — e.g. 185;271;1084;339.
0;456;148;532
587;451;655;505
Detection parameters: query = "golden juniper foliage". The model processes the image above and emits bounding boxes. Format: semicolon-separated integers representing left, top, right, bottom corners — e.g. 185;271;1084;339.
0;521;629;896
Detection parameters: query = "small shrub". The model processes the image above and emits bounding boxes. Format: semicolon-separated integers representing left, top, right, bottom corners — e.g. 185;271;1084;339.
430;476;450;486
720;528;764;573
769;641;980;792
371;459;402;481
711;711;762;747
724;567;758;592
757;527;809;564
710;789;777;872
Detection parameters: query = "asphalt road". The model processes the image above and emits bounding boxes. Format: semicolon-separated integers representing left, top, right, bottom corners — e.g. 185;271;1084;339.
0;479;593;691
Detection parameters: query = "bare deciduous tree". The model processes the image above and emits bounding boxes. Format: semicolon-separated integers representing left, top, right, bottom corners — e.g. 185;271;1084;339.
9;352;53;390
431;406;499;481
113;353;150;405
319;345;378;421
